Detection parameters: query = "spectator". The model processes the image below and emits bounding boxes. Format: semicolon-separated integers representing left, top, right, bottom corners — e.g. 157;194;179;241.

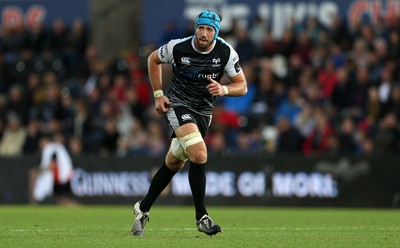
99;119;119;156
337;117;357;154
318;60;338;99
294;104;316;139
23;118;42;154
292;31;314;65
329;14;351;50
303;81;323;106
85;86;103;121
378;66;395;115
27;19;47;54
37;81;65;132
68;135;83;158
323;134;340;156
249;15;267;50
285;54;304;87
261;31;278;58
206;130;231;156
351;38;370;69
331;43;347;69
374;113;400;154
276;29;295;58
46;18;67;57
365;87;382;126
275;85;304;125
0;18;28;58
331;66;352;115
234;27;257;64
0;51;11;94
235;130;262;154
26;72;46;116
348;67;371;118
276;116;304;153
388;86;400;120
83;57;110;96
7;84;28;124
302;108;334;155
146;120;168;156
109;73;129;106
358;136;375;156
387;30;400;59
304;17;322;44
0;94;7;121
250;66;278;124
0;113;26;157
128;120;150;155
65;18;88;76
72;98;90;140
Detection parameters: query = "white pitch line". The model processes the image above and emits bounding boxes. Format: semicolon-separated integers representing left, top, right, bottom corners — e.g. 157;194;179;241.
10;227;400;232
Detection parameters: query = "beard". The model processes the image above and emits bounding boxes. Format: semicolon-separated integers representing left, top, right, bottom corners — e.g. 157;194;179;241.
194;35;213;51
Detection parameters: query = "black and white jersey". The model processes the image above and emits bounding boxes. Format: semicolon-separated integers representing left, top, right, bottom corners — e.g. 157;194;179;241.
158;36;242;116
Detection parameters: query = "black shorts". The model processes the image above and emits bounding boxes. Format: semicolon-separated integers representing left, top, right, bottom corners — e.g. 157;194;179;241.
53;181;72;196
166;106;212;138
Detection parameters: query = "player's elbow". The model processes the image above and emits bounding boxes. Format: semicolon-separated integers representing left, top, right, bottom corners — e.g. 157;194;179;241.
239;84;248;96
243;86;248;95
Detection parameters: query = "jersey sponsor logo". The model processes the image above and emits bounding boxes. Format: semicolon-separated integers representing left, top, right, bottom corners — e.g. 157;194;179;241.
234;61;241;73
178;70;220;79
160;45;166;59
181;114;192;121
212;58;221;67
181;57;191;65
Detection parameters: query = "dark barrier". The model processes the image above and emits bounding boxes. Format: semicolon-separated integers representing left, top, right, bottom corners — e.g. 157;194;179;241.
69;155;266;206
0;155;399;207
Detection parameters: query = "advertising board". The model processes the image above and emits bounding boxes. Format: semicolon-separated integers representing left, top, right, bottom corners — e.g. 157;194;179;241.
142;0;400;44
2;155;399;207
0;0;89;29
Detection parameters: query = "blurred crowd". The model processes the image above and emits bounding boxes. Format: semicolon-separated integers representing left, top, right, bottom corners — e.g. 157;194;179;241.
1;14;400;158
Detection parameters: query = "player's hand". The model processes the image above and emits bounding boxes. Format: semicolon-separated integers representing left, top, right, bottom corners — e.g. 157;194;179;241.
206;77;224;96
155;96;171;114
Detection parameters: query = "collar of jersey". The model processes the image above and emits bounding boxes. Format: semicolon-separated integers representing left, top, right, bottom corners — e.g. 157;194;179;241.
191;36;216;54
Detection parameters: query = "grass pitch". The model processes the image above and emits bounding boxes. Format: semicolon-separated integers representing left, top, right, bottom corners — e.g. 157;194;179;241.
0;205;399;248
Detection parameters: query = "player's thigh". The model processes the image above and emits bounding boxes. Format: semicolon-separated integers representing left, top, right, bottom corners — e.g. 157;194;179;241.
175;123;207;162
186;141;207;159
175;123;198;137
176;123;206;150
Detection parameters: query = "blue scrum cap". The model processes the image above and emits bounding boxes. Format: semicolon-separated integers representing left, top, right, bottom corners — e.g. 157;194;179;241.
194;10;221;40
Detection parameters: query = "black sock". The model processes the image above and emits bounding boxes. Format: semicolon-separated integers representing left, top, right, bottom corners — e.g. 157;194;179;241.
189;162;208;221
140;162;176;213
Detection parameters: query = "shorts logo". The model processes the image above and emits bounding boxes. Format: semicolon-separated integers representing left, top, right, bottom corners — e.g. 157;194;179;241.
181;114;192;121
181;57;191;65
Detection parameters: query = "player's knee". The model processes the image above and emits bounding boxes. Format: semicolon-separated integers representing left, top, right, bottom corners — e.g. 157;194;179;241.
166;159;185;172
189;149;207;164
